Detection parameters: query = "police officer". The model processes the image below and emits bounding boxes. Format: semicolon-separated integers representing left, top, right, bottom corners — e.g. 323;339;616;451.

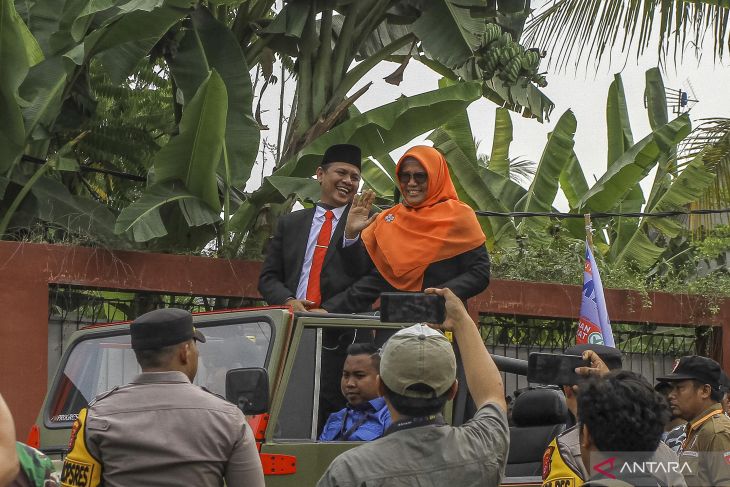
542;345;685;487
61;308;264;487
658;355;730;487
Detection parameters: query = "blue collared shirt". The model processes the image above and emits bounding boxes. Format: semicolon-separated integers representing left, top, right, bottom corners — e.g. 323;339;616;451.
319;397;391;442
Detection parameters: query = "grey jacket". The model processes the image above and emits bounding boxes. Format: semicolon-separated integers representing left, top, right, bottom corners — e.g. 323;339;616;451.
79;371;264;487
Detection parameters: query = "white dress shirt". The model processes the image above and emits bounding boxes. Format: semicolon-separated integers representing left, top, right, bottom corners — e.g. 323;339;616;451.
295;205;347;300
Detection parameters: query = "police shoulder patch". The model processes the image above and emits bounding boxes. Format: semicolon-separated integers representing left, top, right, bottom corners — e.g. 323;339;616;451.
542;445;554;479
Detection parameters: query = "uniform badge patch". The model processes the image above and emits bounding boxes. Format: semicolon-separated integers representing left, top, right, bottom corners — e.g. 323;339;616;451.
68;419;81;450
543;478;575;487
61;459;94;487
724;451;730;465
542;445;554;479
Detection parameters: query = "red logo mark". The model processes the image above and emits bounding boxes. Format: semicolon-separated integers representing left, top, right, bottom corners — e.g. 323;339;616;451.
542;446;554;479
68;419;80;450
593;457;617;479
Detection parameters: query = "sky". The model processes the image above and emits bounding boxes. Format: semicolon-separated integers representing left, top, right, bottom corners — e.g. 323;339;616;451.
247;7;730;211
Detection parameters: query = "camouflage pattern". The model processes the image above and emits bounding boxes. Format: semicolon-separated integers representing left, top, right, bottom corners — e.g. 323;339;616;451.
12;442;59;487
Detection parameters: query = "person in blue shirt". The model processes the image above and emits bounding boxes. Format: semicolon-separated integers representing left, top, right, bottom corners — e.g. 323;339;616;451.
319;343;391;441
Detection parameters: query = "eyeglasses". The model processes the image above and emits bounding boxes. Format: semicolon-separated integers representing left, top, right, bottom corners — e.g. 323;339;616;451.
398;172;428;184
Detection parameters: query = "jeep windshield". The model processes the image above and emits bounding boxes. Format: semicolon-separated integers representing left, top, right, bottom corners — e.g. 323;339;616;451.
45;319;273;426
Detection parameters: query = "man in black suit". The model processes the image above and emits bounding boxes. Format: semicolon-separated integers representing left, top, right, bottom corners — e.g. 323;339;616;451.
258;143;368;314
259;144;374;427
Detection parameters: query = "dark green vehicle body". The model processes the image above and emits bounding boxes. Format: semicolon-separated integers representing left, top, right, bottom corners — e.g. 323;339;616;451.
34;307;541;486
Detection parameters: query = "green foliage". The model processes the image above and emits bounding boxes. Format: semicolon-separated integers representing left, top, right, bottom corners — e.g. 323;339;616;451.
490;225;730;312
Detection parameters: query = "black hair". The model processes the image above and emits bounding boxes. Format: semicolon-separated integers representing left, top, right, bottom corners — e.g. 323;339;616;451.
577;370;670;453
346;342;381;372
134;343;180;369
691;380;724;402
382;383;450;417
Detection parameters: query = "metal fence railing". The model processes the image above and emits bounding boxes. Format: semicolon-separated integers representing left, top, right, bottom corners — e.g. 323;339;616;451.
478;313;716;398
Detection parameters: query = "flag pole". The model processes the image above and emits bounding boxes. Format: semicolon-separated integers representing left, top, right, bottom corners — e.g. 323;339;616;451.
584;213;593;249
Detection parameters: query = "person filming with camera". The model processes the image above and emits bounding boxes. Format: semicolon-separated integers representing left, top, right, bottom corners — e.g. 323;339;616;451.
317;287;509;487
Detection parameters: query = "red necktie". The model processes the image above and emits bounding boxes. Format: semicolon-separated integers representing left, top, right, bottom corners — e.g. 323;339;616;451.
306;210;334;307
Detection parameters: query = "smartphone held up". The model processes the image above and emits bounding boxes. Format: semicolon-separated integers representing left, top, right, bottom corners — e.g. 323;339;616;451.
527;352;589;386
379;292;446;325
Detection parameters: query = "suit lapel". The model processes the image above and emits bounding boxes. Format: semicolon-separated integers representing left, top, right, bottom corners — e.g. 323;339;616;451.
291;208;316;278
323;204;349;269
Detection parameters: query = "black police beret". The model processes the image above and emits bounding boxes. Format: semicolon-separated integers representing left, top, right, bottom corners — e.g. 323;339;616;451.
565;344;623;371
130;308;206;351
322;144;362;169
656;355;721;389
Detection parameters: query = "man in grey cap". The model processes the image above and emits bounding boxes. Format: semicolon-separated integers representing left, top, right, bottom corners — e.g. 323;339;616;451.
657;355;730;487
317;287;509;487
60;308;264;487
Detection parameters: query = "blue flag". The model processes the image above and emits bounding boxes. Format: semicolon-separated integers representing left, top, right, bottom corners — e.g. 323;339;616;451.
576;240;615;347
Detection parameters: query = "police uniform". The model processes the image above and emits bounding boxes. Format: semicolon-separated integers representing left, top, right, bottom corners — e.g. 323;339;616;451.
658;355;730;487
676;404;730;487
60;308;264;487
542;345;686;487
542;426;686;487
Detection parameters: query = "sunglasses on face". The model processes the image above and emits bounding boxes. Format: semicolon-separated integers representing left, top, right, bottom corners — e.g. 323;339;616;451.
398;172;428;184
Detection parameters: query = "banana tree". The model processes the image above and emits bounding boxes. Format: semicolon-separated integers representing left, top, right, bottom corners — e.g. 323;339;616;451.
426;68;716;272
3;0;556;258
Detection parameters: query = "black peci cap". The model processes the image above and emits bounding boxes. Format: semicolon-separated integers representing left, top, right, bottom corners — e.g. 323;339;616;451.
130;308;206;351
322;144;362;169
565;344;623;371
656;355;721;389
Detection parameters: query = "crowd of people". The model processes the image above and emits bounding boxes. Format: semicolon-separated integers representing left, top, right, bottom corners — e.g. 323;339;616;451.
1;143;728;487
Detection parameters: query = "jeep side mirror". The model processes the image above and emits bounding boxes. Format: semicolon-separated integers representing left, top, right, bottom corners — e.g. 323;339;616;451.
225;367;269;415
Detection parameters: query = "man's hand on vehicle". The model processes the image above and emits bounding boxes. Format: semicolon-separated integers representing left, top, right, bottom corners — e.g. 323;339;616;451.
286;298;315;312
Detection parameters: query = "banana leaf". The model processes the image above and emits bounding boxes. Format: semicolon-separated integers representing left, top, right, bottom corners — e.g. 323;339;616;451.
578;114;692;212
230;80;483;233
264;176;322;205
518;109;577;213
0;0;40;171
168;6;259;187
489;107;513;178
412;0;485;69
30;175;128;246
83;0;190;83
152;69;227;212
115;180;221;242
646;153;716;238
644;67;676;210
19;56;68;147
606;72;644;254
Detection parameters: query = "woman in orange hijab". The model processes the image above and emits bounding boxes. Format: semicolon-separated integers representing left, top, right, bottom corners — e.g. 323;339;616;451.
324;145;490;312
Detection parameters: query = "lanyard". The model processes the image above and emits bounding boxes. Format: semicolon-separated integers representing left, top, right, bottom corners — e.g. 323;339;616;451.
384;414;446;436
336;409;372;441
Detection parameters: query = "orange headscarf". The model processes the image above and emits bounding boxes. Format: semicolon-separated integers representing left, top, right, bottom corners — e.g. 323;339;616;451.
361;146;486;291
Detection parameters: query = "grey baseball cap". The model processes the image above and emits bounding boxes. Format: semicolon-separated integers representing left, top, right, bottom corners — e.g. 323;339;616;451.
380;324;456;398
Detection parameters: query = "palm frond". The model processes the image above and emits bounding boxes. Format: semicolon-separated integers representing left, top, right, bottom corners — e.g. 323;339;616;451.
523;0;730;71
679;118;730;232
507;157;537;186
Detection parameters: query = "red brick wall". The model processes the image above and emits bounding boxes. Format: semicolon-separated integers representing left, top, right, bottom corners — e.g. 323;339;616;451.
1;241;727;439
